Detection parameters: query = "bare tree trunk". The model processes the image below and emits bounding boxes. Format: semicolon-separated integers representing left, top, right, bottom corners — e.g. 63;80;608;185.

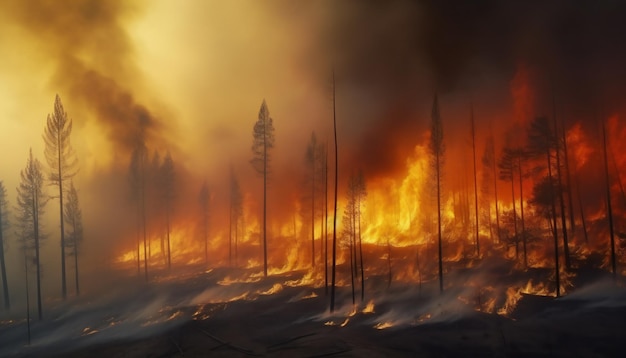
471;106;480;257
24;254;30;345
386;236;392;289
492;142;501;244
518;158;527;268
330;71;339;313
311;157;315;268
562;118;576;237
324;146;329;295
349;231;355;305
0;212;9;309
166;206;171;269
358;196;365;302
74;244;80;295
33;195;42;320
57;137;67;300
436;150;443;293
602;121;617;280
229;194;233;267
553;104;570;270
547;148;560;297
263;131;268;277
510;173;518;260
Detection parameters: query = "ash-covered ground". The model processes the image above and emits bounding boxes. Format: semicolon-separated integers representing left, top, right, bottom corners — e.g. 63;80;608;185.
1;262;625;358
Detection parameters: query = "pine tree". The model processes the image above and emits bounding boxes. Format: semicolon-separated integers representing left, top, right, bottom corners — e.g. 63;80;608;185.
43;94;77;300
251;100;275;277
64;182;83;295
16;149;47;320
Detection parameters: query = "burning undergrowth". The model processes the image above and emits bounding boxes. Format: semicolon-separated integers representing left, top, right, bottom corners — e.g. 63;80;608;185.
1;256;623;357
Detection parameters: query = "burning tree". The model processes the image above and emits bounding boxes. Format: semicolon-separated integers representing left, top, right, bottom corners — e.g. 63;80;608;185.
42;94;77;300
64;182;83;295
0;181;9;310
251;100;275;277
15;149;47;320
198;180;210;264
429;94;445;293
527;116;561;296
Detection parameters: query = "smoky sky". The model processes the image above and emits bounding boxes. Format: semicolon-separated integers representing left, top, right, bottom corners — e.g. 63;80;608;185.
303;0;626;177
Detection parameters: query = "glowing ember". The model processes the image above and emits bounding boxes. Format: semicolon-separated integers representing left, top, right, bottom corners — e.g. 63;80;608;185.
374;321;394;330
362;300;375;314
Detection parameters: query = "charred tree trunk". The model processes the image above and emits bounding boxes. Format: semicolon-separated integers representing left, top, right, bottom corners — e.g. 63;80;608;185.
311;153;315;268
330;71;339;313
492;144;501;244
547;148;560;297
386;236;392;289
324;146;329;295
518;157;527;268
24;254;30;345
358;195;365;302
562;118;576;237
471;106;480;257
602;121;617;280
553;105;570;270
510;173;518;260
0;210;8;310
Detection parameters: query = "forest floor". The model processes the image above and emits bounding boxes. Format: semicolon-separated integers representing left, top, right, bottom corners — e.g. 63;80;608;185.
1;261;626;357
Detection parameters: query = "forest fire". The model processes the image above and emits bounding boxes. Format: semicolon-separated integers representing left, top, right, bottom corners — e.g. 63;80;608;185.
2;1;626;357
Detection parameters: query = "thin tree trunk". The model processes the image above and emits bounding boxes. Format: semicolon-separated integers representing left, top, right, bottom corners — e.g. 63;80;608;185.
510;174;518;260
358;195;365;302
229;192;233;267
609;147;626;210
57;134;67;300
324;146;329;295
33;195;42;320
204;209;208;265
602;121;617;280
553;104;570;270
330;71;339;313
74;244;80;295
518;157;527;268
0;212;9;309
562;118;576;237
386;236;392;289
351;198;358;300
263;127;268;277
471;106;480;257
436;150;443;293
311;156;315;268
141;152;148;281
24;254;30;345
492;142;501;244
349;208;356;305
547;148;560;297
166;206;171;269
